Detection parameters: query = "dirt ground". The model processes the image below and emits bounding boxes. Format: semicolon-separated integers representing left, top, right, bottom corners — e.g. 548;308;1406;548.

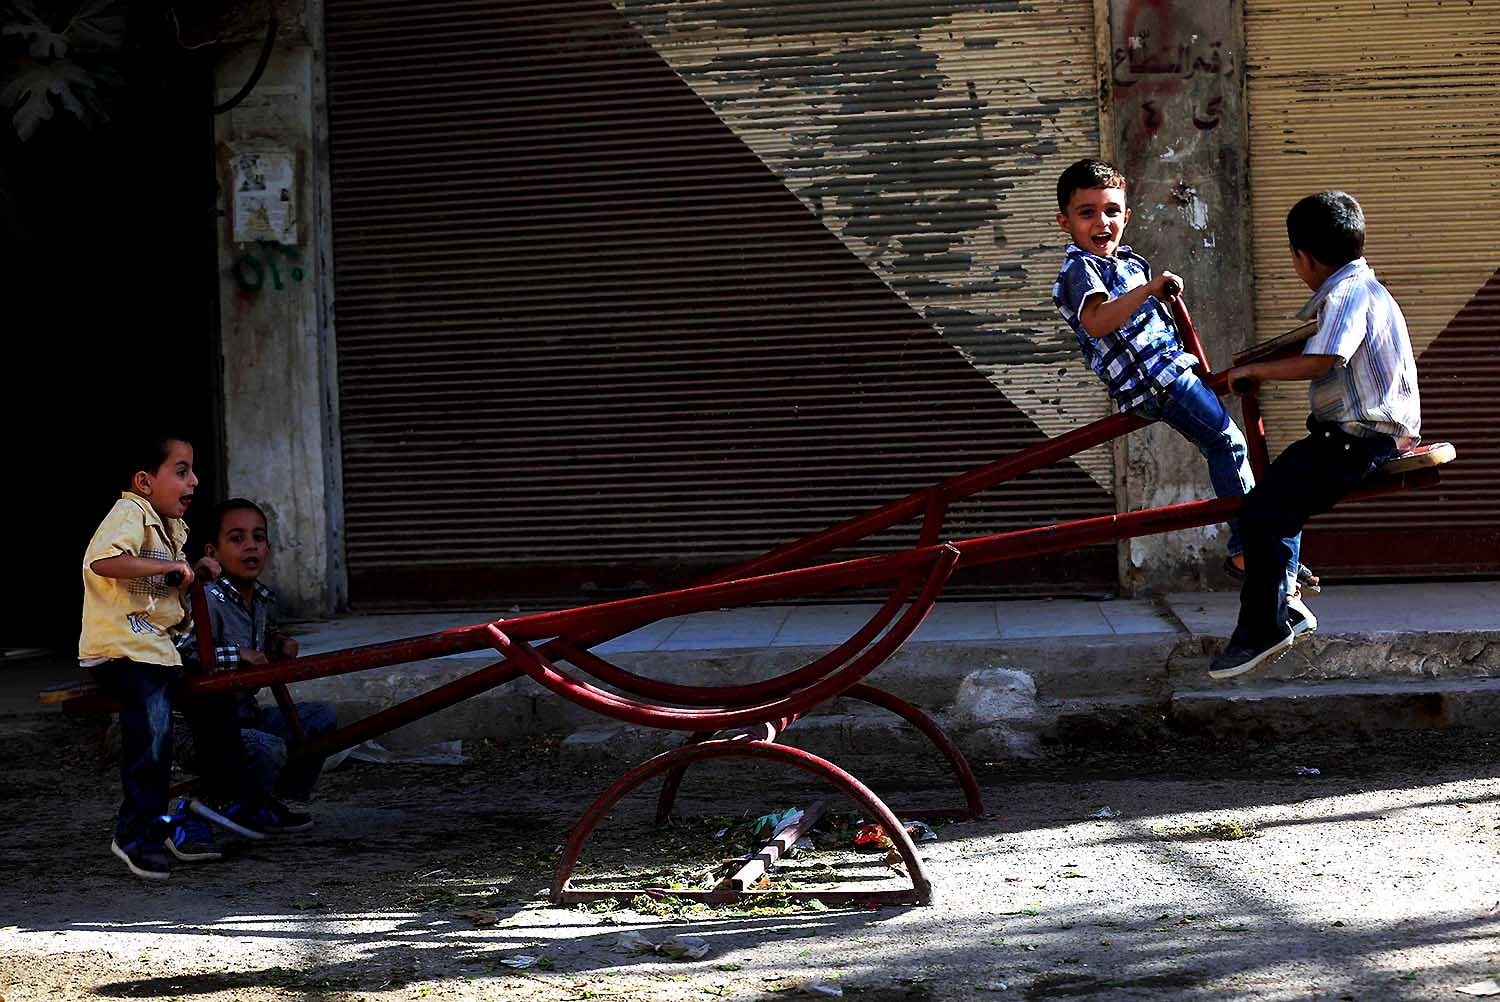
5;711;1500;1002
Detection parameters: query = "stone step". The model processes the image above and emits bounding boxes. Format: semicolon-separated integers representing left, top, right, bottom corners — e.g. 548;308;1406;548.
1171;676;1500;737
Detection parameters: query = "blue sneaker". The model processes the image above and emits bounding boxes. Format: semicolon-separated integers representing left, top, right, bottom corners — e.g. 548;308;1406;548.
189;797;268;841
163;802;225;862
258;798;314;834
111;837;171;880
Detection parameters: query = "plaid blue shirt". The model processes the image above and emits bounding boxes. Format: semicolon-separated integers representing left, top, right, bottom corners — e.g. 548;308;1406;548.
178;576;281;722
1053;243;1195;412
1298;258;1421;447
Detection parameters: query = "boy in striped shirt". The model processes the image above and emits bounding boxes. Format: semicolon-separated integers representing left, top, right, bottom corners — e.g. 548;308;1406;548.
1053;158;1261;580
1210;191;1420;678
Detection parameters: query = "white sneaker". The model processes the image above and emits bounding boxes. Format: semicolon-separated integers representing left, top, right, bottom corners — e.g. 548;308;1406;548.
1287;592;1317;636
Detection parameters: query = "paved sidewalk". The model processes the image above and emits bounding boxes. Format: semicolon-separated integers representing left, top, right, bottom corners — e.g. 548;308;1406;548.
9;582;1496;752
272;581;1500;751
288;581;1498;657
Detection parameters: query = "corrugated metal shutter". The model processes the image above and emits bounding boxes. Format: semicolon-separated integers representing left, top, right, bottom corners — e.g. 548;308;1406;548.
1245;0;1500;577
325;0;1115;608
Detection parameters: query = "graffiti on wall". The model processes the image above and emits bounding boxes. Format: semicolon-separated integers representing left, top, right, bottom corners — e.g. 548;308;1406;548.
232;241;304;294
1111;2;1237;140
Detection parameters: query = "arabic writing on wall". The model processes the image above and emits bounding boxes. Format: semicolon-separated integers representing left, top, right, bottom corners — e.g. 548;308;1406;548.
1113;28;1234;134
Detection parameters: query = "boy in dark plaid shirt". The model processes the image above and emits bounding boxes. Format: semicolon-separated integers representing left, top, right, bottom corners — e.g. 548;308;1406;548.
1053;158;1298;586
179;499;338;830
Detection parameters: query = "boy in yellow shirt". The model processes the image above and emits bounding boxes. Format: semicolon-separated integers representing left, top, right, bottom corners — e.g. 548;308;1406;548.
81;433;264;879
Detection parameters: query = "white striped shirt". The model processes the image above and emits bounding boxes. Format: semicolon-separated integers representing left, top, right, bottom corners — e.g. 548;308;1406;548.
1298;258;1421;447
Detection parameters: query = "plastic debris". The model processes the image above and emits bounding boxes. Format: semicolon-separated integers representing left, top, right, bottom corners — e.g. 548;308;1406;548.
753;808;800;838
1294;766;1321;776
800;980;844;997
977;982;1010;992
771;809;806;839
904;820;939;843
614;931;657;956
613;930;710;961
1457;981;1500;997
347;739;466;766
853;823;893;851
499;955;540;970
714;828;729;839
1091;806;1121;819
659;935;711;960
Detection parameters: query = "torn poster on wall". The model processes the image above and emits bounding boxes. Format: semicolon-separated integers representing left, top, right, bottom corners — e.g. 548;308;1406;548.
231;147;296;244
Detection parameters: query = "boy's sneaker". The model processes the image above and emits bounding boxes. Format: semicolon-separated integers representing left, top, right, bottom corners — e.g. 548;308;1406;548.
188;797;268;841
163;811;225;862
1287;592;1318;637
1208;627;1297;680
259;798;314;834
111;837;171;881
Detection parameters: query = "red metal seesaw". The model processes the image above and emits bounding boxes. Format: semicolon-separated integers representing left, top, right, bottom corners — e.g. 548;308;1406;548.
182;292;1454;906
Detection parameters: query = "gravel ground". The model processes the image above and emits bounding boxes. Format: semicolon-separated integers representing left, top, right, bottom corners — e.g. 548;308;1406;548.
4;712;1500;1001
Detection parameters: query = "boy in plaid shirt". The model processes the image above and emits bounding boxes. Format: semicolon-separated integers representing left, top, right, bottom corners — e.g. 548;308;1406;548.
179;498;338;828
1052;159;1312;590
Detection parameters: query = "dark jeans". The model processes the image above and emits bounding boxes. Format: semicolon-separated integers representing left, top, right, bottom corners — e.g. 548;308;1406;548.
1233;418;1400;645
90;660;256;846
177;700;338;802
1133;369;1256;556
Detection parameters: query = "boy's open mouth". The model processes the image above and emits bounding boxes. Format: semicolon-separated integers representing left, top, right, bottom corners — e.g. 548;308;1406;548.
180;493;195;511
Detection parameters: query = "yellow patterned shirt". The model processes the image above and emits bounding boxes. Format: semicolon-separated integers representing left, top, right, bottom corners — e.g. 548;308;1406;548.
78;493;190;666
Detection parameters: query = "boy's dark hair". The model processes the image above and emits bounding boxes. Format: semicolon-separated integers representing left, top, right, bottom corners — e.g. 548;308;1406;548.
123;432;193;490
1057;158;1127;212
1286;191;1365;268
209;498;268;541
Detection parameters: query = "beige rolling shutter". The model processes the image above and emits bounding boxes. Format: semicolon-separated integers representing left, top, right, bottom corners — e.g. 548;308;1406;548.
1245;0;1500;575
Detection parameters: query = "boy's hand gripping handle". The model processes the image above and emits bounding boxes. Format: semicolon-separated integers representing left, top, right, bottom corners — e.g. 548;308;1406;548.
1162;282;1211;378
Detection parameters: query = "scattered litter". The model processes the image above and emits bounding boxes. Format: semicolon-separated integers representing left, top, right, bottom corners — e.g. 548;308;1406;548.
715;828;729;839
977;982;1009;992
1092;806;1121;819
1457;980;1500;997
1294;766;1321;776
347;739;466;766
853;820;936;849
904;820;939;843
800;980;843;997
771;809;806;839
613;930;711;961
792;835;817;854
614;931;657;956
659;935;711;961
753;808;800;838
499;955;540;970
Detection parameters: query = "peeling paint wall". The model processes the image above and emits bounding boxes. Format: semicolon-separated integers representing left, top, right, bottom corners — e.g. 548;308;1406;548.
615;0;1117;488
1109;0;1253;593
213;28;344;617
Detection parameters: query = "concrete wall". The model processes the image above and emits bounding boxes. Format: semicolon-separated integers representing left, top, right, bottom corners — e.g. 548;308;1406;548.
1106;0;1254;595
212;1;344;617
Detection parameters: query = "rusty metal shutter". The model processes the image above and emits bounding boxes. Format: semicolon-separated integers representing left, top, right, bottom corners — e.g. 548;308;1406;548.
1245;0;1500;577
325;0;1114;608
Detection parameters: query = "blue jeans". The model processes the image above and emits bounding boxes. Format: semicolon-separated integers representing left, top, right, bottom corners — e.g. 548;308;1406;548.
90;660;254;845
245;702;338;802
1133;369;1256;556
1233;418;1400;644
176;699;337;802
